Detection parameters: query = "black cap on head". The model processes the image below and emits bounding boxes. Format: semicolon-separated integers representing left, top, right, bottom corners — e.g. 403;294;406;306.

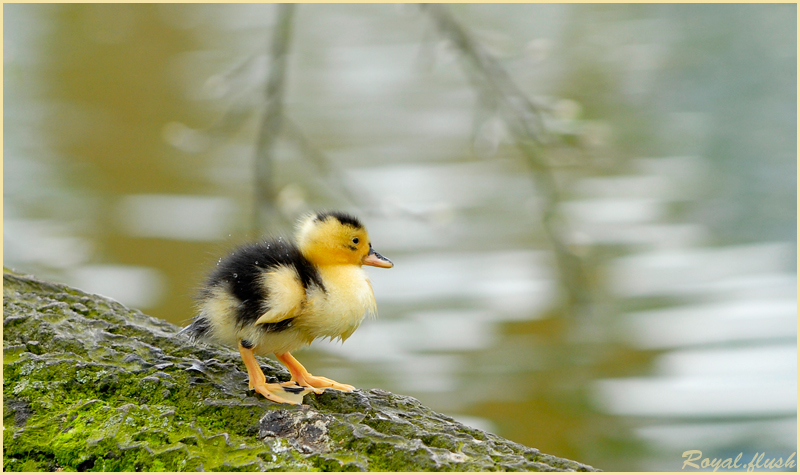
314;211;363;229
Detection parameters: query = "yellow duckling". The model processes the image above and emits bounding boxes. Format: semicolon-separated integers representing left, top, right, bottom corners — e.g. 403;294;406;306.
180;211;393;404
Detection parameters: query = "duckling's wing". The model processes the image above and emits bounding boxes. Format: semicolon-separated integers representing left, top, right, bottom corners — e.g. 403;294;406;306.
255;265;307;325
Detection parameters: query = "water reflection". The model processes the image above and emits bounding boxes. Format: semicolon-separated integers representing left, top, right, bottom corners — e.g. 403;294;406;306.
4;219;92;269
4;3;796;471
69;265;167;309
371;251;555;316
623;297;796;348
116;194;238;241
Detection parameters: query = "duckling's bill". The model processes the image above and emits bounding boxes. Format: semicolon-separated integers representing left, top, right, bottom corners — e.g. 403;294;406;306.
363;244;393;268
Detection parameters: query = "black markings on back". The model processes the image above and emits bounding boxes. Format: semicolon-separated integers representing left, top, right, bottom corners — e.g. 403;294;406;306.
200;239;324;329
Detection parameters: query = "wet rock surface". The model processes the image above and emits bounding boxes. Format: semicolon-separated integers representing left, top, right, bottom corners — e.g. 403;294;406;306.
3;270;599;471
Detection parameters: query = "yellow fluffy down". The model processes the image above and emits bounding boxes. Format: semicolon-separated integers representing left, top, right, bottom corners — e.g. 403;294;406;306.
255;266;305;325
200;263;377;355
297;265;377;342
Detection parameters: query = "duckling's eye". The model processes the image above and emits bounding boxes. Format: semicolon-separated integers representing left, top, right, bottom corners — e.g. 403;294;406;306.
351;237;359;245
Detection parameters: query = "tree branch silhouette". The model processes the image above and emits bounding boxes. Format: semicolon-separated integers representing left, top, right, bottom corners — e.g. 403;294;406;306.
423;4;591;317
253;4;295;233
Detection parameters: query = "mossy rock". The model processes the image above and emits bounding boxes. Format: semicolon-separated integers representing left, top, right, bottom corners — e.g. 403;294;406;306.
3;270;599;472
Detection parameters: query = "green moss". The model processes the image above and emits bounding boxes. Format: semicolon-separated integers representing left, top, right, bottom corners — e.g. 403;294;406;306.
3;271;598;472
363;416;417;439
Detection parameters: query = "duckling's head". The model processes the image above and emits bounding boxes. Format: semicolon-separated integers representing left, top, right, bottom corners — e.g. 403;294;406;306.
296;211;393;268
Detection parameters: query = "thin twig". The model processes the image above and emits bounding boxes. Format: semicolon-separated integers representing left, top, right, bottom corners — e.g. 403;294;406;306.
423;4;591;317
282;117;435;224
253;3;296;234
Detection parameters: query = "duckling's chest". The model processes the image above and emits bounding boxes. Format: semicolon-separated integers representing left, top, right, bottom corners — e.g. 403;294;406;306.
302;266;376;339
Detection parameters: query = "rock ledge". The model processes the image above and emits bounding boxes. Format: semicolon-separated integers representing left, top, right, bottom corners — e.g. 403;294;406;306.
3;270;599;471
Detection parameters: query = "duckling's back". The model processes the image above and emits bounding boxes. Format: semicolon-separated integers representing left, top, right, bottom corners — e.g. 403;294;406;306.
180;239;324;349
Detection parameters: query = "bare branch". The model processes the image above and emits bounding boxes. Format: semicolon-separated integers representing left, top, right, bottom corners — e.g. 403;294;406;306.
423;4;591;317
253;4;295;233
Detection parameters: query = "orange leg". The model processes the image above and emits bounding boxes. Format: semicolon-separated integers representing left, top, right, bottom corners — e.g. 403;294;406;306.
237;343;314;404
276;351;355;392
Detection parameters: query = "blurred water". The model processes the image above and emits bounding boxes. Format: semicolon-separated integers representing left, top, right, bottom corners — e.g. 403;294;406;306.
116;194;239;241
3;4;796;470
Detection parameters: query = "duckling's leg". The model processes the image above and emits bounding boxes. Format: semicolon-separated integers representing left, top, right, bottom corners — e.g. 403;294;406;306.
237;342;313;404
276;352;355;392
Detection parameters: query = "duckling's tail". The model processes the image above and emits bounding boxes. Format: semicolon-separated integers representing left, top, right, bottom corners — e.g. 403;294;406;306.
177;315;211;341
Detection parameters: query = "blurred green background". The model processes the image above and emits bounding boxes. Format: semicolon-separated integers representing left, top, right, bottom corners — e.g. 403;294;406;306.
4;4;796;471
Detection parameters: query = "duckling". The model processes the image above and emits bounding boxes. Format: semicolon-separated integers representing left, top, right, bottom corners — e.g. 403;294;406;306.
180;211;393;404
